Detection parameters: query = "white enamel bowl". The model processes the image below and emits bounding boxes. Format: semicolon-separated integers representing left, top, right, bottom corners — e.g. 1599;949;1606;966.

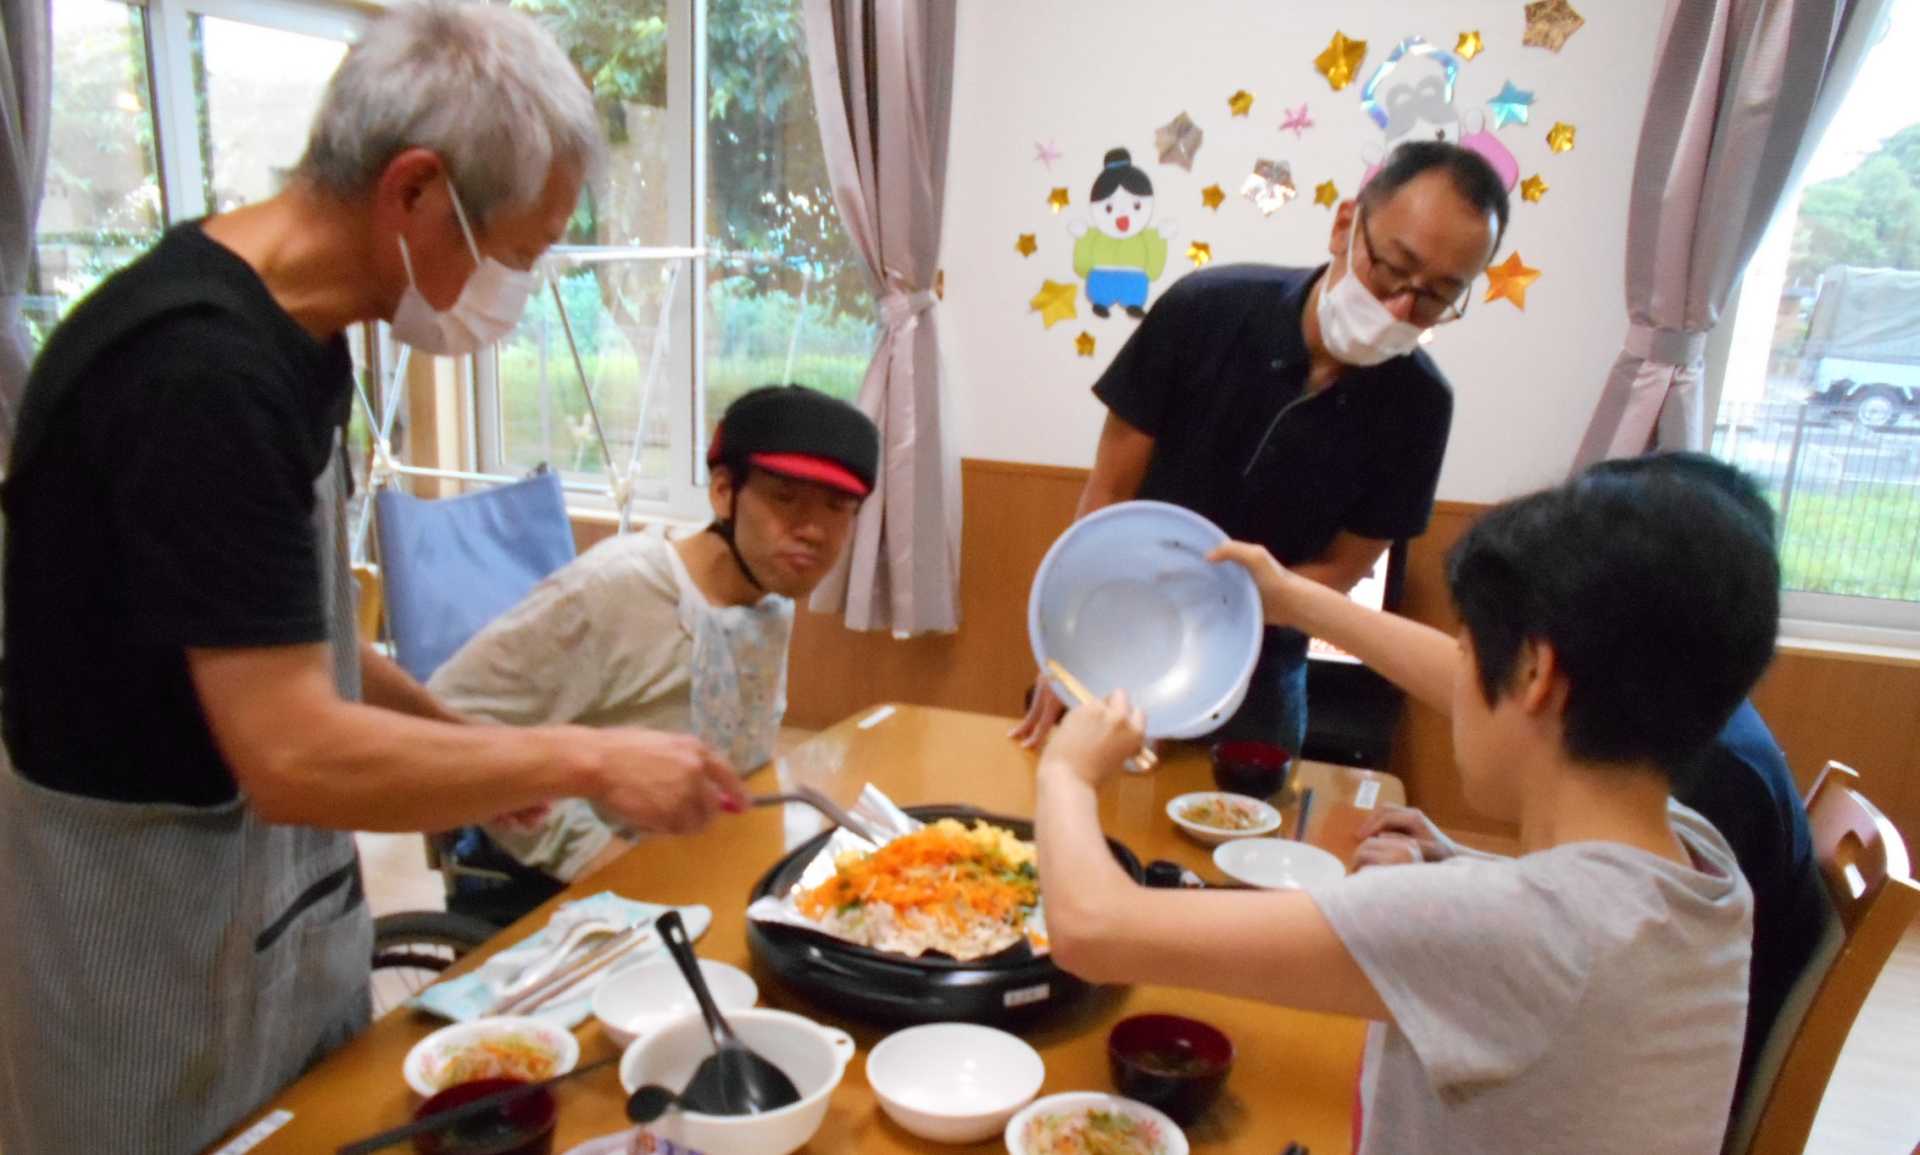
618;1008;853;1155
1212;838;1347;890
590;958;758;1048
865;1023;1046;1143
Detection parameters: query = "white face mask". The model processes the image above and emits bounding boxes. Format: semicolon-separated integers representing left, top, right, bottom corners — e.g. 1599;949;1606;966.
390;181;537;355
1316;215;1426;367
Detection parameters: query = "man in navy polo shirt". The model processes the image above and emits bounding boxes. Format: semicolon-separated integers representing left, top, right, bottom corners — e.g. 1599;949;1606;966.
1015;141;1511;754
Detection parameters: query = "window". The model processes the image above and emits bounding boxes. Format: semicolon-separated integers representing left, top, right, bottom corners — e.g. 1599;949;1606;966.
476;0;872;521
29;1;364;352
701;0;873;437
1712;0;1920;643
30;0;379;516
30;2;164;350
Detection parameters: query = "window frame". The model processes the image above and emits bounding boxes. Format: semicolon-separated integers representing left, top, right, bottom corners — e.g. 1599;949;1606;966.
1705;12;1920;649
1708;297;1920;648
470;0;716;525
136;0;368;222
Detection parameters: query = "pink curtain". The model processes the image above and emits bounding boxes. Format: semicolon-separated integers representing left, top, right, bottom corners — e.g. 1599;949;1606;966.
1571;0;1891;467
803;0;960;634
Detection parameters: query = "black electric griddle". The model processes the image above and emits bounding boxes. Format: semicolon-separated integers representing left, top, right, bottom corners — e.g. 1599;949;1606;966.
745;805;1142;1028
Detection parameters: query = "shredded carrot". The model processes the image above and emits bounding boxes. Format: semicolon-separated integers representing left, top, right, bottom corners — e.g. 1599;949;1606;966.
797;820;1038;934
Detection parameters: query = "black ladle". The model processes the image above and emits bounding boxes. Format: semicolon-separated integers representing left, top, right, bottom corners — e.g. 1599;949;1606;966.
653;910;801;1116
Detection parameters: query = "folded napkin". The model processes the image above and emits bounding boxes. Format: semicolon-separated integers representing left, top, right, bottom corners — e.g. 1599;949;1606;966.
410;892;712;1028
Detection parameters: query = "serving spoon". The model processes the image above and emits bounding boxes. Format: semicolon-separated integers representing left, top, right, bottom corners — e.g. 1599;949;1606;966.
655;910;800;1116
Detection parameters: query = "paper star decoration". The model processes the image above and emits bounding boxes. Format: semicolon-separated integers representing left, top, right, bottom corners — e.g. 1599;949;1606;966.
1154;112;1205;170
1048;187;1070;213
1201;184;1226;210
1456;30;1485;60
1314;32;1368;92
1546;121;1577;153
1075;331;1096;357
1483;252;1542;309
1487;81;1535;130
1314;179;1340;208
1229;89;1255;117
1031;280;1078;329
1519;174;1549;203
1033;140;1062;170
1241;159;1297;216
1524;0;1586;52
1187;241;1213;267
1280;102;1314;138
1015;233;1038;257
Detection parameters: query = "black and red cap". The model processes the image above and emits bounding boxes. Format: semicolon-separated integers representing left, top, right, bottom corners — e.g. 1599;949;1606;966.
706;385;879;499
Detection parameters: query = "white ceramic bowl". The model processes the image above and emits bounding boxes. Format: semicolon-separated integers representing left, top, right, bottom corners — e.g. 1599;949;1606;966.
591;958;758;1048
865;1023;1045;1144
1029;501;1264;740
1166;792;1282;846
619;1008;855;1155
1212;838;1347;890
1005;1091;1189;1155
403;1015;579;1097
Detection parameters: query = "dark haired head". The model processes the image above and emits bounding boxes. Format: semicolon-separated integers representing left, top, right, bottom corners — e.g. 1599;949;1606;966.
1360;140;1510;254
1583;452;1777;546
1446;471;1779;777
1090;147;1153;201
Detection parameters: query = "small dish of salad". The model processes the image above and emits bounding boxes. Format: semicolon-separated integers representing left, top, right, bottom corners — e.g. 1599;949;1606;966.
403;1016;579;1097
1004;1092;1188;1155
1165;792;1282;846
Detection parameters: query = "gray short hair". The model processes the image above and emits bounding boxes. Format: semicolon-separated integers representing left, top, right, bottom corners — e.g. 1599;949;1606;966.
298;1;604;224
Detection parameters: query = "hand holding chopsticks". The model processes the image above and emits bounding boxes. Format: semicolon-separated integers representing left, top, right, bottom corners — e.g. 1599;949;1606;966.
1045;660;1159;771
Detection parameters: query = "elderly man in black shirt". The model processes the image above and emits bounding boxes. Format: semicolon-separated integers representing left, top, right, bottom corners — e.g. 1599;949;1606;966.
0;5;742;1151
1016;142;1511;754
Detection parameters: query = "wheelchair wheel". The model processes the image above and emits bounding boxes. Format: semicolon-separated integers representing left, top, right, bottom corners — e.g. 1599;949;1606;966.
370;910;498;1018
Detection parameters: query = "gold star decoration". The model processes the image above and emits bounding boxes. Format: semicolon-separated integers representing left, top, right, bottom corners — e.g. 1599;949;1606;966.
1523;0;1585;52
1030;280;1078;329
1483;252;1542;309
1015;233;1038;257
1456;30;1485;60
1519;174;1549;203
1201;184;1226;211
1546;121;1576;153
1075;331;1096;357
1314;32;1368;92
1314;179;1340;208
1047;187;1070;213
1228;89;1255;117
1187;241;1214;267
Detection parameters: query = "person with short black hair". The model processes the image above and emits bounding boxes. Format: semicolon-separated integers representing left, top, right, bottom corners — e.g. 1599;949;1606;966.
1015;140;1512;757
1348;452;1824;1117
430;385;880;894
1034;465;1778;1155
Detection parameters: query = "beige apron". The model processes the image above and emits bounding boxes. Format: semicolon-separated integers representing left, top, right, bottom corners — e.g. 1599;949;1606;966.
0;283;372;1153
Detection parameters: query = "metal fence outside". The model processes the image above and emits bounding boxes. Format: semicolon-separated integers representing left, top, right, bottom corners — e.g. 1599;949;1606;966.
1712;399;1920;603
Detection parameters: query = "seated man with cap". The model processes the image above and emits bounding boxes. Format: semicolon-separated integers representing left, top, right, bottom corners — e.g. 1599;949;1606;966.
430;384;880;885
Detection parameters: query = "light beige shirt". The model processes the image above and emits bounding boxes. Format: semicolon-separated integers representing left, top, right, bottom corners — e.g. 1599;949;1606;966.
429;529;769;879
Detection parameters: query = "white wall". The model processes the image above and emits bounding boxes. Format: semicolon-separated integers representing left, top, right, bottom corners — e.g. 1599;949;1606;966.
937;0;1665;504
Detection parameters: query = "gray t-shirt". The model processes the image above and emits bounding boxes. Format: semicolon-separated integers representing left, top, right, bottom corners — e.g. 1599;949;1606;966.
1308;802;1753;1155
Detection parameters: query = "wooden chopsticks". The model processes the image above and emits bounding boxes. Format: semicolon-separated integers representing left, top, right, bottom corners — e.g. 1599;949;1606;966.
1045;660;1160;771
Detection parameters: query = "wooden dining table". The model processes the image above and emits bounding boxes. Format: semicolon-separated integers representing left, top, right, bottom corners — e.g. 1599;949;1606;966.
219;704;1406;1155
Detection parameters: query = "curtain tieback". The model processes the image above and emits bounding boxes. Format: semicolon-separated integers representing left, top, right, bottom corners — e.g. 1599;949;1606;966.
879;287;939;329
1626;323;1708;366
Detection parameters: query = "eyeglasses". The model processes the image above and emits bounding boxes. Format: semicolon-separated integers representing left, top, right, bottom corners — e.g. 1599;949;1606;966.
1354;208;1472;326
